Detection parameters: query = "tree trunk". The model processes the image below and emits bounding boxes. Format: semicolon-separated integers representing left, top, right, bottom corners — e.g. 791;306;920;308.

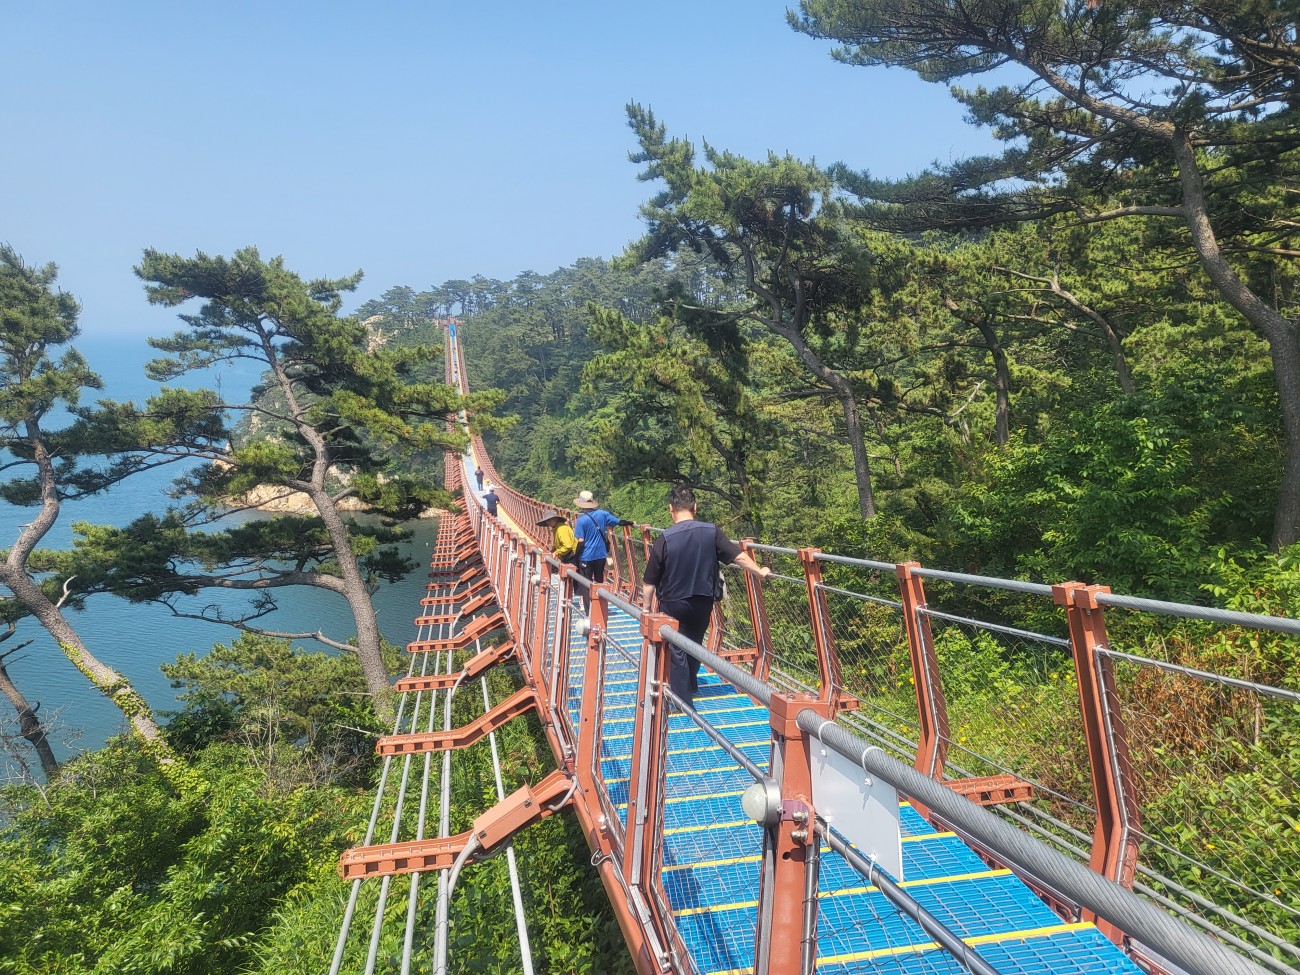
1050;280;1136;395
3;420;184;779
268;341;396;723
1;570;179;760
1107;329;1136;397
0;652;59;778
766;320;876;520
1267;326;1300;550
710;433;763;537
835;383;877;520
307;486;395;722
972;318;1012;446
1172;134;1300;548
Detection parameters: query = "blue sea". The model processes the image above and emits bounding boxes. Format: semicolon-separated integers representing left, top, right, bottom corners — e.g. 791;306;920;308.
0;334;440;773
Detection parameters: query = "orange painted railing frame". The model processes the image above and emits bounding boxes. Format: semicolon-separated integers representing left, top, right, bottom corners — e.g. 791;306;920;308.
798;548;847;710
740;540;776;682
753;692;831;974
1054;582;1142;898
622;611;685;971
896;561;950;779
431;321;1235;975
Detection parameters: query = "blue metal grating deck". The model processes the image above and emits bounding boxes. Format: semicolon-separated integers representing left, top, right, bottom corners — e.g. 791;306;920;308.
564;604;1146;975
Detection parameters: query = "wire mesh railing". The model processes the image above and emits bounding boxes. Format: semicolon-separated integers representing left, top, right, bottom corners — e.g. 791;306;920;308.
816;572;919;765
926;612;1095;830
715;559;761;669
749;546;821;688
1098;620;1300;974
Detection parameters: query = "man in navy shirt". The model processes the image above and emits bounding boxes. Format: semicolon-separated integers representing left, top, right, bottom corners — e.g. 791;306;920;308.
483;485;499;517
573;489;632;610
641;484;770;707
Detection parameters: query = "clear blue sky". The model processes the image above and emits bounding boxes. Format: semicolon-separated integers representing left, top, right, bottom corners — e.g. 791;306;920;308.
4;1;997;339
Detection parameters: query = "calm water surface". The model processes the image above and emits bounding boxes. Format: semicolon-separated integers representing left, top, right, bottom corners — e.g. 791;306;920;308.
1;334;440;769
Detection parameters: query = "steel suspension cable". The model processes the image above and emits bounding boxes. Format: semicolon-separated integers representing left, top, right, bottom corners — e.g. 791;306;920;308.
399;647;450;975
799;713;1277;975
363;664;429;974
635;608;1286;975
329;652;421;975
480;673;535;975
433;670;469;975
817;822;1003;975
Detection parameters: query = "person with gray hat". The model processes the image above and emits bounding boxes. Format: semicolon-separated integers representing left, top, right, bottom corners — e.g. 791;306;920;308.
536;509;579;565
573;489;634;610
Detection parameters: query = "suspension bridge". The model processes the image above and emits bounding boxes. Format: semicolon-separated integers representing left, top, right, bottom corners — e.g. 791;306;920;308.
328;322;1300;975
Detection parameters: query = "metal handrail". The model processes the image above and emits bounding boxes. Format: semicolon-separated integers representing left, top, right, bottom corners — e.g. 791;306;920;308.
799;712;1275;975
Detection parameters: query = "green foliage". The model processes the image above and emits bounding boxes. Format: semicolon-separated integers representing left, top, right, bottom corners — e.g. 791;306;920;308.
136;245;485;520
0;245;227;775
0;245;85;427
429;667;635;975
440;257;702;509
945;366;1276;599
792;0;1300;547
582;304;774;533
0;628;634;974
161;634;380;782
0;739;369;975
1136;694;1300;951
0;633;376;974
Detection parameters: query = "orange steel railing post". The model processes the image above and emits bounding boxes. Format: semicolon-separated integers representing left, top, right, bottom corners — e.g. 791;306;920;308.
608;535;623;596
575;585;612;810
742;540;775;682
515;546;534;680
499;535;514;627
1054;582;1141;902
624;611;679;972
549;567;578;766
707;604;726;658
798;548;845;710
510;538;526;632
502;536;516;626
754;692;830;975
618;525;639;600
496;531;508;597
529;558;553;688
488;532;501;613
897;562;950;779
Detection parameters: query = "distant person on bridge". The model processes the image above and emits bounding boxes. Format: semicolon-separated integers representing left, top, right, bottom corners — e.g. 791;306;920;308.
573;489;634;610
537;509;579;565
474;465;484;491
483;485;499;517
641;484;770;708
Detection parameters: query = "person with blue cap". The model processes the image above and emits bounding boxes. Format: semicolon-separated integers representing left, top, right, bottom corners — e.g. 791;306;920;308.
572;489;633;610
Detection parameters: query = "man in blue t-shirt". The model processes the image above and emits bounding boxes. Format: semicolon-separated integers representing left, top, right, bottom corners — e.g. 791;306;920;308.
482;485;499;517
573;489;633;610
642;484;770;708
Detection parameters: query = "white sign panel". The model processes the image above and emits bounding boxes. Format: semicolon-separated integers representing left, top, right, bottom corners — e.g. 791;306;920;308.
810;745;903;881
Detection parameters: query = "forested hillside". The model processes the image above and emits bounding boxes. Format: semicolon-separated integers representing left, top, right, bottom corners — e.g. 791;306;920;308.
368;216;1285;609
